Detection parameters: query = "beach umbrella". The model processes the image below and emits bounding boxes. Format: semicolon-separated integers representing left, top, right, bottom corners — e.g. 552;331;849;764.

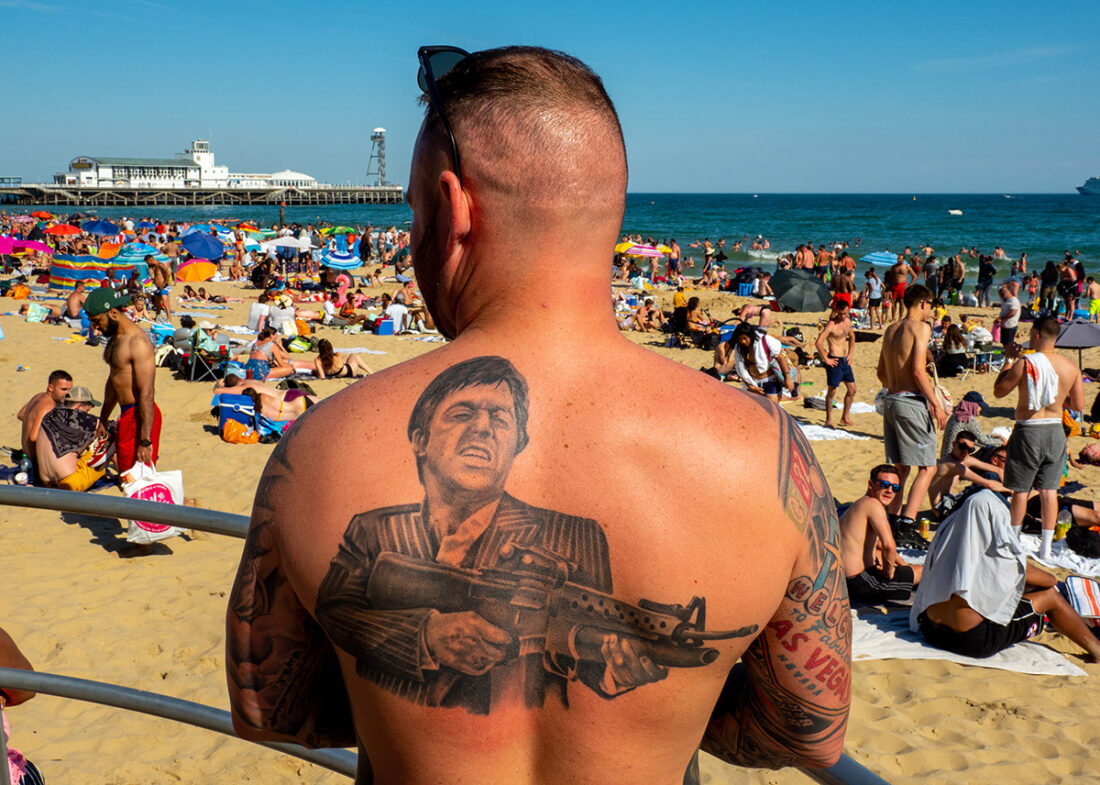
181;232;224;260
114;243;168;265
12;215;35;224
96;243;122;259
135;220;158;229
1056;320;1100;367
617;243;664;257
45;224;81;236
770;268;832;312
30;210;53;219
321;225;356;235
82;219;120;236
176;260;218;282
260;236;314;251
237;223;259;232
321;250;362;270
0;237;53;255
860;251;899;267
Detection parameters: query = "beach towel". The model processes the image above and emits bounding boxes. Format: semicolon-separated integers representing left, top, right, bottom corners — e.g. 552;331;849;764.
852;609;1086;677
797;423;870;441
733;333;782;389
1024;352;1059;410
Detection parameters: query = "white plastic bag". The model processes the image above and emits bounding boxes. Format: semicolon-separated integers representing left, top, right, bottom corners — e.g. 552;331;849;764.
121;462;187;544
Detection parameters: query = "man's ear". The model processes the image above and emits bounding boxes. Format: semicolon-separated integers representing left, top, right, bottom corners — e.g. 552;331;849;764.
439;170;471;261
410;428;428;458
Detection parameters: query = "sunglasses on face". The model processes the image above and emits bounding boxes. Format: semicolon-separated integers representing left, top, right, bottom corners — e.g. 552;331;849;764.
417;45;471;185
877;480;901;492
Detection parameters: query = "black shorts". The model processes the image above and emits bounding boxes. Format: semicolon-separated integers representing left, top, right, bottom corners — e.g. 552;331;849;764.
846;565;915;604
917;598;1044;658
869;298;882;308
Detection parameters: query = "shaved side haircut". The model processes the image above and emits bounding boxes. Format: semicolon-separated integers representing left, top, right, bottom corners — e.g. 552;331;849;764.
420;46;627;221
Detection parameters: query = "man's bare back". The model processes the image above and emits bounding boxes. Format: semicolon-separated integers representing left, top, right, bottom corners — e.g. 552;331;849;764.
226;46;848;785
878;319;929;395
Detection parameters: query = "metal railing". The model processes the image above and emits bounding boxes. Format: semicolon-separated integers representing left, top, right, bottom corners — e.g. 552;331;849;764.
0;485;890;785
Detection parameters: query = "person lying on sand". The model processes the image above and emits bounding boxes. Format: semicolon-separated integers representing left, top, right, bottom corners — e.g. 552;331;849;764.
240;385;317;423
313;339;371;379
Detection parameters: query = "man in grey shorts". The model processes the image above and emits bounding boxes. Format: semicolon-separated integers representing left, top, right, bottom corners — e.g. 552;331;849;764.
876;284;947;543
994;315;1084;560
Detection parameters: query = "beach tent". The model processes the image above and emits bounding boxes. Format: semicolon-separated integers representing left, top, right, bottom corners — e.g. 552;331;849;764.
50;254;151;289
860;251;899;266
176;260;218;282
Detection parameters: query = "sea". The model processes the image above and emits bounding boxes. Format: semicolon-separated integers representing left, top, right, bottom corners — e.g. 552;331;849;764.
15;193;1100;275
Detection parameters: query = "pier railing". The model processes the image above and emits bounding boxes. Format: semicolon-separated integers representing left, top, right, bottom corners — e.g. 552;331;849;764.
0;486;890;785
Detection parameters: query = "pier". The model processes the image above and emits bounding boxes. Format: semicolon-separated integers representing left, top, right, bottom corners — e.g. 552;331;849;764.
0;182;405;207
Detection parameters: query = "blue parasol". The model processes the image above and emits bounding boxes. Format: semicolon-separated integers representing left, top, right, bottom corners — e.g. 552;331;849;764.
82;219;120;236
135;220;158;229
860;251;899;267
321;250;362;270
181;232;224;260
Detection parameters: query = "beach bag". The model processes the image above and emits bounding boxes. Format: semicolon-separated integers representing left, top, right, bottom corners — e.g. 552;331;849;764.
121;462;187;544
926;363;953;417
1063;408;1081;438
287;336;312;353
222;418;260;444
1066;525;1100;559
874;388;887;415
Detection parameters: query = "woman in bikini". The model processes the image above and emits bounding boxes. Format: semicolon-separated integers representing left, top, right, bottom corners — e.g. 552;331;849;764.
242;386;318;423
313;338;372;379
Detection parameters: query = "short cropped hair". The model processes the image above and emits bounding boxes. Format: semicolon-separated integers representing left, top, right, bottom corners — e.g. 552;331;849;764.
407;355;530;455
223;374;241;387
48;369;72;386
422;46;626;208
1033;315;1060;341
903;284;933;309
869;463;899;483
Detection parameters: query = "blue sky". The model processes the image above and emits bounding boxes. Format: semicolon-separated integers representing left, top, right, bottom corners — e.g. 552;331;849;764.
2;0;1097;192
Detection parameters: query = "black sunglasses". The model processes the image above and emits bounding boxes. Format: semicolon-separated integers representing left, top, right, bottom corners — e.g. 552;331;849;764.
877;480;901;493
417;45;471;184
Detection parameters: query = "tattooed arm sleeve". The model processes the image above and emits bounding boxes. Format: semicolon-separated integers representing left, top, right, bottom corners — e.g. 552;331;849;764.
702;408;851;769
225;439;355;748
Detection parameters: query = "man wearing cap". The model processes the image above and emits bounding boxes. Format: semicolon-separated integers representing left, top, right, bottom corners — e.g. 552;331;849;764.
85;286;161;472
226;47;848;783
36;386;113;491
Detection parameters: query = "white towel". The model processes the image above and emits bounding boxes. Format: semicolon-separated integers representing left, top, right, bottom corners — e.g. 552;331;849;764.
734;333;783;387
1024;352;1058;410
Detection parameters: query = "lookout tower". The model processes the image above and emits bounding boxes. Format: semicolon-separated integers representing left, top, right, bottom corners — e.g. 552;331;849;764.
367;128;387;186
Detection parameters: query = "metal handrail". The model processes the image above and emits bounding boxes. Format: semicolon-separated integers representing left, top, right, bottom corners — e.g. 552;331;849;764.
0;487;891;785
0;485;249;538
0;667;356;778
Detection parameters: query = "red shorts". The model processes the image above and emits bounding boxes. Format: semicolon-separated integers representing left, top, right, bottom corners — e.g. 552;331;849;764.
116;403;162;472
892;284;907;301
832;292;853;308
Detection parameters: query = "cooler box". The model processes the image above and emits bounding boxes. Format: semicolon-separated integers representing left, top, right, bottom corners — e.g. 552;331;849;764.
719;325;736;342
626;295;638;306
213;394;256;433
375;319;395;336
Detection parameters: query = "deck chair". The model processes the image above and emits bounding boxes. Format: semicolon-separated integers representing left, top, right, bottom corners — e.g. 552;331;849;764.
664;306;693;349
960;342;995;380
186;330;226;382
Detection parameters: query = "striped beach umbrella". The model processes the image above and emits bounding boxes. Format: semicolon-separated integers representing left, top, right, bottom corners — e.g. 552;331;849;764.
321;250;362;270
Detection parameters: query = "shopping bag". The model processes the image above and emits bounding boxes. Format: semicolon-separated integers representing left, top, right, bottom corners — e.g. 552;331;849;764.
121;462;187;544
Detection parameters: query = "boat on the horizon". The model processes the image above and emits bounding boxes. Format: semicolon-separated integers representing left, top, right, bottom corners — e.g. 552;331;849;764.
1077;177;1100;195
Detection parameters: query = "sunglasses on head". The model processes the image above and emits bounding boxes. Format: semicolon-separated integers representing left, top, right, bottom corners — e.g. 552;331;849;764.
877;480;901;492
417;45;471;185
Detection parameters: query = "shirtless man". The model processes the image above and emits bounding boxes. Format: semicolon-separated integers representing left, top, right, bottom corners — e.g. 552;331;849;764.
631;297;665;331
888;255;914;321
1085;276;1100;323
815;300;856;427
876;284;947;533
35;386;110;491
147;255;172;321
85;287;160;473
830;268;855;311
994;315;1084;560
926;433;1007;515
839;464;922;605
64;281;87;325
226;46;848;785
667;238;681;280
16;369;73;474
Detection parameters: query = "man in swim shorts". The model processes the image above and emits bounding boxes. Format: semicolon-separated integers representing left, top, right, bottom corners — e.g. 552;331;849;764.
877;284;947;537
1086;276;1100;323
147;255;172;321
994;315;1083;560
226;46;849;783
86;287;161;473
839;464;922;604
815;299;856;427
888;255;913;321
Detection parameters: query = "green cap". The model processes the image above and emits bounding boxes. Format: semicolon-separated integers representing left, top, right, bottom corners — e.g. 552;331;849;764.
84;286;132;317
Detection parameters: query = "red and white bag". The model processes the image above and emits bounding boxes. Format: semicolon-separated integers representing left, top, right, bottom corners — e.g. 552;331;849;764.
121;462;187;544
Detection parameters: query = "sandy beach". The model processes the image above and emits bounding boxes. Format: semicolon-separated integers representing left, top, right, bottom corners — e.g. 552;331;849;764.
4;277;1100;784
